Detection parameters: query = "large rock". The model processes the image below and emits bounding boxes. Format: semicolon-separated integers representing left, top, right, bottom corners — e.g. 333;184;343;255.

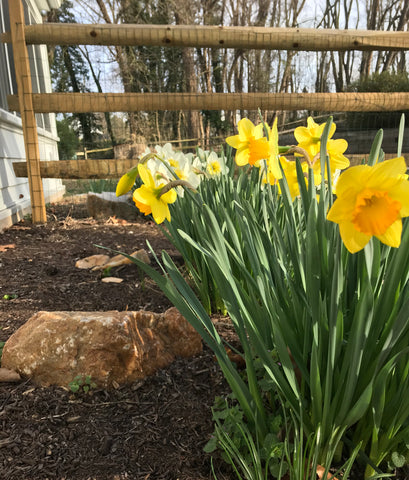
1;308;202;389
87;192;140;220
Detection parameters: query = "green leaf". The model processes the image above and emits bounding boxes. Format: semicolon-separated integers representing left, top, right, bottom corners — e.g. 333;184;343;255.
391;451;406;468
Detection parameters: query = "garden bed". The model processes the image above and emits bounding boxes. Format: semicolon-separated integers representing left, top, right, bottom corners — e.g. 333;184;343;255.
0;199;233;480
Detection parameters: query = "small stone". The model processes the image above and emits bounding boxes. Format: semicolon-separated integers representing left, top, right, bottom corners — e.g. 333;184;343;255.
0;368;21;383
101;277;123;283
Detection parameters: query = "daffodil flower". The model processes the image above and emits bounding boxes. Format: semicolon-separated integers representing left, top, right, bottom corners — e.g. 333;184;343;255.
206;152;222;176
226;118;270;166
261;157;321;200
327;157;409;253
294;117;349;175
133;164;177;224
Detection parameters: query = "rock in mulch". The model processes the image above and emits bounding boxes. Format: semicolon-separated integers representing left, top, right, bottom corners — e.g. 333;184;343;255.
87;191;139;220
75;254;110;269
1;308;202;389
0;367;21;382
101;277;123;283
75;249;150;273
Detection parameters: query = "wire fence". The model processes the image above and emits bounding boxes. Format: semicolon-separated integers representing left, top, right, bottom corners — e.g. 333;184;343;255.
3;0;409;221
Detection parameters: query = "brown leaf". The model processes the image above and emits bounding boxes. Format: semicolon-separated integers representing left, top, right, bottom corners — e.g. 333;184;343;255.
316;464;340;480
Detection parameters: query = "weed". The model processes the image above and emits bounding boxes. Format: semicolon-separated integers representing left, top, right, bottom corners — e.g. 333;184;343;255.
69;374;97;394
3;294;18;300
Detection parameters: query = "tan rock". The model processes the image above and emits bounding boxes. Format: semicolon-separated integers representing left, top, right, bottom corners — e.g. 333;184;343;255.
87;192;140;220
101;277;123;283
91;249;150;270
75;254;110;269
1;308;201;389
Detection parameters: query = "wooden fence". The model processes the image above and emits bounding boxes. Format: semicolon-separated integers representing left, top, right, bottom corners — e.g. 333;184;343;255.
3;0;409;222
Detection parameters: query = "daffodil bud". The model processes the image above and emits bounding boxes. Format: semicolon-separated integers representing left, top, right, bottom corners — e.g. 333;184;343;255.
115;166;139;197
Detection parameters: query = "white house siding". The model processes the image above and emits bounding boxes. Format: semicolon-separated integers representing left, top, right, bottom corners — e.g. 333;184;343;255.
0;0;65;231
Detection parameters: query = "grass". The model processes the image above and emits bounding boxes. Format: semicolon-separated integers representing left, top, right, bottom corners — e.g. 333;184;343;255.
63;179;119;196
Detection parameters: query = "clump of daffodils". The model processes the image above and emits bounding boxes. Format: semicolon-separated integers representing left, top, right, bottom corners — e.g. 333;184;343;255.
226;116;349;200
116;143;228;224
118;117;409;254
227;115;409;253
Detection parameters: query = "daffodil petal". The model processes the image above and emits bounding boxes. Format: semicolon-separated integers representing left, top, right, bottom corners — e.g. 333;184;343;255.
151;198;170;224
294;126;311;143
334;165;370;198
390;180;409;217
226;134;241;149
133;188;152;215
235;148;250;166
238;118;256;141
160;188;178;204
253;123;266;139
138;163;155;188
366;157;406;190
374;156;406;174
327;197;356;223
376;218;402;248
133;185;154;205
339;222;371;253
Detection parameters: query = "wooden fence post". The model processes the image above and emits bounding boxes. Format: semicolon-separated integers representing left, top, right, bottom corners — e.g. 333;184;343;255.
8;0;46;224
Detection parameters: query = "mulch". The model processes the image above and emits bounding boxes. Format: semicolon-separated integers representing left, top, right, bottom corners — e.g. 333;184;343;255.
0;199;234;480
1;199;407;480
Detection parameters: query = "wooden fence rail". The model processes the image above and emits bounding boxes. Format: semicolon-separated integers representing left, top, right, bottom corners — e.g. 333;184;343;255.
13;153;409;180
2;24;409;51
7;91;409;113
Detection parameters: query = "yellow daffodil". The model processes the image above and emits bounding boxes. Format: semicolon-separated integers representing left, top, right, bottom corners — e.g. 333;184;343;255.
294;117;335;158
294;117;349;175
262;157;321;200
281;159;321;200
132;164;177;224
116;166;139;197
226;118;269;166
327;157;409;253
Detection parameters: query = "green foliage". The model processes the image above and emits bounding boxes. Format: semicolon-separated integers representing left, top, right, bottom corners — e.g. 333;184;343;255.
125;119;409;478
2;294;18;300
101;266;112;278
205;394;288;479
0;341;5;362
63;178;118;196
49;1;102;148
68;374;97;394
347;71;409;129
56;118;79;160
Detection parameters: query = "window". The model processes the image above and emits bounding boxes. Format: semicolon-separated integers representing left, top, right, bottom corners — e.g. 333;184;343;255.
0;0;53;132
0;0;18;113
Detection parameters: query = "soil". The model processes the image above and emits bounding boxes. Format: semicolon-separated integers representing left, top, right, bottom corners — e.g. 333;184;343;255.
1;199;407;480
0;199;234;480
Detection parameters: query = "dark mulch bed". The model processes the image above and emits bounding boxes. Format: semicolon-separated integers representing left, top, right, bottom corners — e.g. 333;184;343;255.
1;199;407;480
0;199;234;480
